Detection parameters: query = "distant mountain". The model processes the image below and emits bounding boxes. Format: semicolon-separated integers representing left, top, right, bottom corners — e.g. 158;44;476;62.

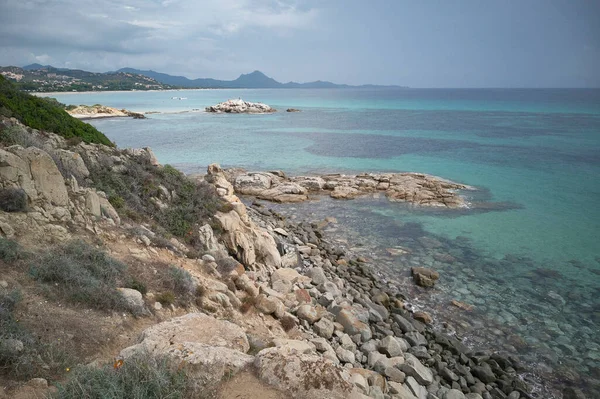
23;63;71;72
117;68;403;89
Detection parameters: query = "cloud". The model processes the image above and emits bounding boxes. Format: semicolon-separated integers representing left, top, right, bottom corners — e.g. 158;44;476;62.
0;0;320;76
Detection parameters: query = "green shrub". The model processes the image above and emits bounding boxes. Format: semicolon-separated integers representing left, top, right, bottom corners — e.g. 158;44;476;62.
126;278;147;296
155;291;175;306
0;237;25;262
108;194;125;209
55;352;190;399
30;240;128;311
0;75;113;146
0;188;28;213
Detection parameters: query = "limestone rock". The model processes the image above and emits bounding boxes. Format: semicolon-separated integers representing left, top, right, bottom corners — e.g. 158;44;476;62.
313;317;335;339
214;208;281;274
197;223;225;252
379;336;404;357
334;308;372;342
307;267;328;285
120;313;250;357
84;190;101;217
254;346;357;399
399;354;433;386
117;288;147;315
296;304;322;324
98;196;121;224
54;149;90;180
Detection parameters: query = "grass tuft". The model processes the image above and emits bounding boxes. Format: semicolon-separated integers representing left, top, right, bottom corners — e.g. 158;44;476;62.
55;352;191;399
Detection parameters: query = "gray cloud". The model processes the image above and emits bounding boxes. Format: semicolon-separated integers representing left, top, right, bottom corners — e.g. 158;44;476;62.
0;0;319;76
0;0;598;87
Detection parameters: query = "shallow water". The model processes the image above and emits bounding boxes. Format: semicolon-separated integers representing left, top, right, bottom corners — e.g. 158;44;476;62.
48;88;600;396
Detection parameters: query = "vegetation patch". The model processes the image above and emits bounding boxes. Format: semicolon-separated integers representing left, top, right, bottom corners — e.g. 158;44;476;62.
0;75;113;146
0;238;26;263
88;156;230;249
55;353;194;399
0;188;28;213
29;240;128;311
0;288;73;380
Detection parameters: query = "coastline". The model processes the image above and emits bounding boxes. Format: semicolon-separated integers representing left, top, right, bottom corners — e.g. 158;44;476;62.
0;113;573;398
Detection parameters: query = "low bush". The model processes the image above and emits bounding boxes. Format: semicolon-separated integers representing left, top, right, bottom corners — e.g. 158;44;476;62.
0;188;28;213
30;240;128;311
0;289;72;380
55;352;192;399
125;278;147;296
168;266;196;297
0;237;26;262
155;291;175;306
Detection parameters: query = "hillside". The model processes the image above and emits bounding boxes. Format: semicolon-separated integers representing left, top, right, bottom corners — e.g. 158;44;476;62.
0;65;175;92
0;75;113;146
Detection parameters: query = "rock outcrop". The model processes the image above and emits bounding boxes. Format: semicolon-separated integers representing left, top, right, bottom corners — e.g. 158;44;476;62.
67;105;145;119
227;170;470;207
205;99;276;114
206;164;282;276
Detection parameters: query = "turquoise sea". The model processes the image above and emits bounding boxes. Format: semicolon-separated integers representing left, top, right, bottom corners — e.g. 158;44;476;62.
46;88;600;397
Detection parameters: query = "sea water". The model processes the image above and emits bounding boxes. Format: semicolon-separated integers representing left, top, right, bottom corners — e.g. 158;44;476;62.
46;88;600;396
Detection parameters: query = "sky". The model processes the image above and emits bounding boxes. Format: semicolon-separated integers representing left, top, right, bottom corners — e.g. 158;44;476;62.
0;0;599;88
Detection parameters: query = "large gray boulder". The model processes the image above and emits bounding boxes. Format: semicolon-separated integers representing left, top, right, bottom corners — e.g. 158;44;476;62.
254;345;362;399
119;313;253;392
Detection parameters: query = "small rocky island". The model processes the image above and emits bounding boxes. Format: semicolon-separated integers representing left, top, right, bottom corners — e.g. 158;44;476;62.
67;104;146;119
205;99;276;114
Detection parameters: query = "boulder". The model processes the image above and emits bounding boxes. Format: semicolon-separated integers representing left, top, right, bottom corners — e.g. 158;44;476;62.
214;209;281;274
296;304;322;324
330;186;361;200
254;346;357;399
54;149;90;180
336;346;356;364
379;336;404;357
334;308;372;342
313;317;335;339
119;313;253;392
84;190;101;217
411;267;439;288
399;354;433;386
98;196;121;224
117;288;146;315
443;389;466;399
234;173;274;194
120;313;250;356
307;267;328;285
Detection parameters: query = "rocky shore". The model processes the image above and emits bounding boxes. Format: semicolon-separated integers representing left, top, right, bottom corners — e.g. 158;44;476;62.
66;104;146;119
199;164;535;399
205;99;276;114
226;169;471;208
0;115;562;398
